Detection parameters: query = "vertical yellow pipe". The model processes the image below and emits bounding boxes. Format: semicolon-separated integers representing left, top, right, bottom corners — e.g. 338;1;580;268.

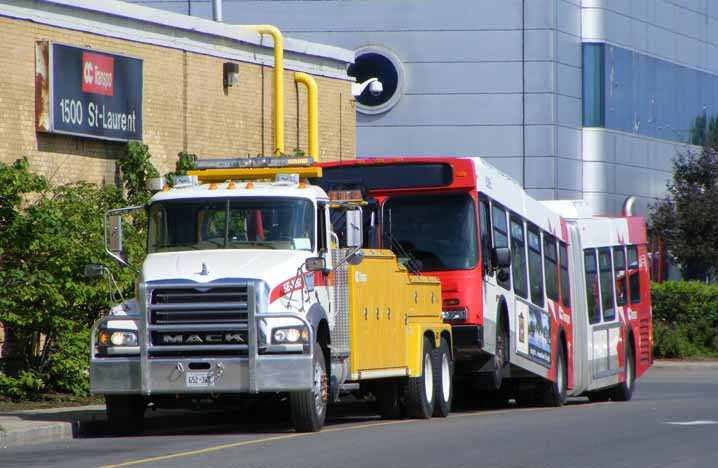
243;25;284;155
294;72;319;162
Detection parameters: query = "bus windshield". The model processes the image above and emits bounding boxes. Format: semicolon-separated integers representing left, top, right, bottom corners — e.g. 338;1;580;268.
148;197;314;253
382;193;478;271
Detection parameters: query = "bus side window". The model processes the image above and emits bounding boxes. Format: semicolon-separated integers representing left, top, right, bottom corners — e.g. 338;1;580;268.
527;227;544;307
559;242;571;307
510;216;528;299
491;204;511;290
544;235;559;302
613;246;628;306
598;248;616;321
584;249;601;324
479;197;492;275
627;246;641;304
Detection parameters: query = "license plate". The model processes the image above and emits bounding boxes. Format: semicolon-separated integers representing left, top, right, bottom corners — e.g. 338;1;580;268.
186;372;210;387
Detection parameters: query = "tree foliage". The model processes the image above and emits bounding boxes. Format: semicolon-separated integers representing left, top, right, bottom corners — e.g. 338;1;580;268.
651;147;718;280
0;143;166;398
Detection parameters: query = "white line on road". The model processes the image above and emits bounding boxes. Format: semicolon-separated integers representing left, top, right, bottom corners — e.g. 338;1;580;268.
664;420;718;426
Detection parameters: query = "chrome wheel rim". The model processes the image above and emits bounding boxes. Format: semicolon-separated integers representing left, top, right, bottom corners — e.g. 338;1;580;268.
424;352;434;404
313;360;326;416
441;353;451;403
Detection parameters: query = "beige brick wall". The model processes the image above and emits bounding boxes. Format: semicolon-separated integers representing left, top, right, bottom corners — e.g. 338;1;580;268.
0;16;356;185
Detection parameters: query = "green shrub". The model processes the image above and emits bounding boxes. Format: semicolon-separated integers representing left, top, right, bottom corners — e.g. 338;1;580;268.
651;281;718;358
0;370;44;400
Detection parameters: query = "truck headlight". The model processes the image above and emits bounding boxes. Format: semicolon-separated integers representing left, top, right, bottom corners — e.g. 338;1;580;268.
442;308;467;322
99;329;138;347
272;326;309;344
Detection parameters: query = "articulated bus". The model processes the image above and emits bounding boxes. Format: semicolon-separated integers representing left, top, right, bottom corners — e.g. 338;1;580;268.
314;157;652;406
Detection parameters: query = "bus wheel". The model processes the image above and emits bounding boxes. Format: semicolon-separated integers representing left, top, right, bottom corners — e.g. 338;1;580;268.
493;317;508;390
404;337;435;419
610;343;635;402
291;342;328;432
375;379;402;419
105;395;146;436
538;343;567;407
432;338;453;417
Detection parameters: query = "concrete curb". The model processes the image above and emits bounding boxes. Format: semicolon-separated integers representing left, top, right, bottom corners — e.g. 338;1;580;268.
652;359;718;370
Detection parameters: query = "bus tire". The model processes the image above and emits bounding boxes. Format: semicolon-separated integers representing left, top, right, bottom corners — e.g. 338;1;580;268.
493;316;509;390
610;342;635;402
291;342;328;432
404;337;435;419
105;395;146;436
376;379;402;420
538;343;567;407
432;338;453;417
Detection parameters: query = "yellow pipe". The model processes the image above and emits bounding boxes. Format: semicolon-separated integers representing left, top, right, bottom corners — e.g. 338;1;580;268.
243;24;284;155
294;72;319;162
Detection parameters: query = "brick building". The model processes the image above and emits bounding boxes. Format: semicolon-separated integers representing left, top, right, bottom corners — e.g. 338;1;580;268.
0;0;355;355
0;0;356;186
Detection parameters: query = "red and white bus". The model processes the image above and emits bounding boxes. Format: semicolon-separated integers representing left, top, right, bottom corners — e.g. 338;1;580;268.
315;157;652;405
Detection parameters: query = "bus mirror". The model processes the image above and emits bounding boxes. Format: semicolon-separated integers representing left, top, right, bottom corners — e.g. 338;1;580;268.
108;215;124;255
305;257;327;272
491;247;511;269
346;209;363;248
346;249;364;266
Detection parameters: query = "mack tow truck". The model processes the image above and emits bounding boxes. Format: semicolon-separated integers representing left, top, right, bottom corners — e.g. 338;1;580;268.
88;157;452;433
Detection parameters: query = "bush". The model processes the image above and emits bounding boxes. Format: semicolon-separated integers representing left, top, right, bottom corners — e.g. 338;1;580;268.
651;281;718;358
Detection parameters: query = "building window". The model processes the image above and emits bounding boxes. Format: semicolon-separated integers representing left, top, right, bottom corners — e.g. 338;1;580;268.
348;46;405;115
582;42;605;127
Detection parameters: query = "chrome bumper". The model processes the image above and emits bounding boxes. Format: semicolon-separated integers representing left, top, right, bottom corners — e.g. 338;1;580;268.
90;280;314;395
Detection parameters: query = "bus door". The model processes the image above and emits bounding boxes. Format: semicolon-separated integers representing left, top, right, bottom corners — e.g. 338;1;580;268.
583;247;623;386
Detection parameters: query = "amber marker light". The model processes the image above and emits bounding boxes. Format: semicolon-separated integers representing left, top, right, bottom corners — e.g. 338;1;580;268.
227;182;236;189
444;298;460;306
98;330;110;346
209;183;217;190
246;182;254;189
162;185;170;192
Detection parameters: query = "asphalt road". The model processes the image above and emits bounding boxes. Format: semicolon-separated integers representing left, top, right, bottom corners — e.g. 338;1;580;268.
3;367;717;468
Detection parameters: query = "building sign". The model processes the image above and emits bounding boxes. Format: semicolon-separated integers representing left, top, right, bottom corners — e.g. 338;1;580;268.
36;42;142;141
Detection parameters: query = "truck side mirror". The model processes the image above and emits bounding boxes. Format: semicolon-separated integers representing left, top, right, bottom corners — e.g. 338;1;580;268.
491;247;511;269
84;263;106;279
305;257;327;272
108;215;124;255
346;209;363;248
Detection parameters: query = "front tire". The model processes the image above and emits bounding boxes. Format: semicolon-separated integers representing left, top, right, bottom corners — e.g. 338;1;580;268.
105;395;146;436
404;337;435;419
610;342;635;402
493;317;509;390
291;342;328;432
432;338;453;417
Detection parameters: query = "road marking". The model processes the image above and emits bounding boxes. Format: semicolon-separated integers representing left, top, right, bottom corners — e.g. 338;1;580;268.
97;419;413;468
665;420;718;426
99;405;565;468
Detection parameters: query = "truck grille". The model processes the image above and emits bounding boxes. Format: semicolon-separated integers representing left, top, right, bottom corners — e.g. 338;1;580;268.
146;282;254;356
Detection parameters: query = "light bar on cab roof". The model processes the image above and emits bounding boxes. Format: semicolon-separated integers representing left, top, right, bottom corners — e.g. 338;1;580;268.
196;156;314;170
329;189;363;202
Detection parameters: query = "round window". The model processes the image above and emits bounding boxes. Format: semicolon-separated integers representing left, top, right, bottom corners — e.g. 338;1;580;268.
348;46;405;115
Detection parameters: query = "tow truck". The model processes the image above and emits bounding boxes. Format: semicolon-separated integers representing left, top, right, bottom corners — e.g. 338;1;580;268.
88;156;453;433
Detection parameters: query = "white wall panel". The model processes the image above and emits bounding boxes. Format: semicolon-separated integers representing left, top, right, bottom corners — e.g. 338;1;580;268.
524;0;556;29
558;0;581;36
525;30;555;61
583;161;616;193
525;157;556;188
557;157;582;191
557;31;581;66
557;63;581;98
357;94;523;127
408;62;523;95
557;126;582;159
525;62;554;93
525;94;555;125
557;95;581;127
526;125;555;156
583;129;616;163
356;126;524;158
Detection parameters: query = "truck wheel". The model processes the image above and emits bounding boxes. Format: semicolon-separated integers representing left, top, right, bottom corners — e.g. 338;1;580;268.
404;337;435;419
105;395;146;436
375;379;402;419
610;342;635;402
432;338;453;417
537;343;567;407
291;342;328;432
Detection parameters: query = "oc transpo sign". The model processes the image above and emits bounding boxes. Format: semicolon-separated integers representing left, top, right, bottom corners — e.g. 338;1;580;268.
47;43;142;141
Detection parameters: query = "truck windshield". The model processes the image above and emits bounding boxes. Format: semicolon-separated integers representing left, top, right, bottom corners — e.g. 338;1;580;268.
148;197;315;253
382;193;478;271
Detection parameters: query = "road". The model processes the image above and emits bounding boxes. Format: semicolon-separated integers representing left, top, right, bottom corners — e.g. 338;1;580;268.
3;367;717;468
